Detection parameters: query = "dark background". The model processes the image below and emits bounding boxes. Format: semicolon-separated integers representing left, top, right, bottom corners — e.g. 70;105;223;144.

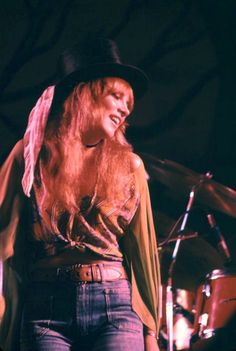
1;0;236;291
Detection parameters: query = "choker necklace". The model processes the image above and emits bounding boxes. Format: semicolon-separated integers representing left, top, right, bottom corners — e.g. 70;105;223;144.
85;140;102;148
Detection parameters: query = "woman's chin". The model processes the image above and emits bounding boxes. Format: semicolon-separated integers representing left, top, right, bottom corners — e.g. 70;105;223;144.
103;128;116;140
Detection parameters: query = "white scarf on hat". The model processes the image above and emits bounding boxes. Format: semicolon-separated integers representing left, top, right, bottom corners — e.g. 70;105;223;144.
22;85;55;197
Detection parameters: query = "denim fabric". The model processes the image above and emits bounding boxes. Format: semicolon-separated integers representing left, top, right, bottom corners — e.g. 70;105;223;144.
20;279;144;351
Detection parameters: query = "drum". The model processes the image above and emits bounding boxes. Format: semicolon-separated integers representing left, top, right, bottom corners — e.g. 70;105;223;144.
191;268;236;350
160;286;195;351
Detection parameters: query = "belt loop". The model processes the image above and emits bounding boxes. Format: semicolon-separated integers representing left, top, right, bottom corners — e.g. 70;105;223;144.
91;265;95;281
91;264;99;282
98;263;104;282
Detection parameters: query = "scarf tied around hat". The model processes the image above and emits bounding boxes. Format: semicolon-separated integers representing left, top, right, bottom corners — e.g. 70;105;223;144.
22;85;55;197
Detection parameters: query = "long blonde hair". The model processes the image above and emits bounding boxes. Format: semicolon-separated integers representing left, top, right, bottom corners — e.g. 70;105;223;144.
35;77;134;238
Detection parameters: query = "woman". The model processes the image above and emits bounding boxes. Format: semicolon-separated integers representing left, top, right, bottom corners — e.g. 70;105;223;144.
0;38;161;351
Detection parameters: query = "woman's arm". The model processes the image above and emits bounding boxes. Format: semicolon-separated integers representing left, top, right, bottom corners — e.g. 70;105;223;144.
123;154;162;350
0;140;25;260
144;327;160;351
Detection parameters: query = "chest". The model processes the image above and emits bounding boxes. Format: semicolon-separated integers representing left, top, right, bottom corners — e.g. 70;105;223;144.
79;155;99;198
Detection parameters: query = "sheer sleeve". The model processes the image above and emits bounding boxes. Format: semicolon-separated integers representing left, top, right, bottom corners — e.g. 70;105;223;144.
0;140;27;351
122;159;161;333
0;140;25;260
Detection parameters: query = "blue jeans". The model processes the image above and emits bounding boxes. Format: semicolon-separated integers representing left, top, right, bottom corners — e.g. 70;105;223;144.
20;279;144;351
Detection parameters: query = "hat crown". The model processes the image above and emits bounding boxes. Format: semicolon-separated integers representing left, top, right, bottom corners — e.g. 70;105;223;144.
54;36;148;100
58;38;122;78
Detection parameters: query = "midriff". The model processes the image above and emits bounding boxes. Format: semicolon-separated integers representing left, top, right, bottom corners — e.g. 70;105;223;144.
31;247;118;270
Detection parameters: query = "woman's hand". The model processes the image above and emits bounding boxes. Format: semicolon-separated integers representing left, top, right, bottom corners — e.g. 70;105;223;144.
0;294;5;320
144;334;160;351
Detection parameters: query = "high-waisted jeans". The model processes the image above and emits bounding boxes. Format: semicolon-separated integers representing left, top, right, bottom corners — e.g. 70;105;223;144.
20;279;144;351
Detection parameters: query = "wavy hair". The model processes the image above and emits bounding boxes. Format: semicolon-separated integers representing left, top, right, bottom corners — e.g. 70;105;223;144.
35;78;134;238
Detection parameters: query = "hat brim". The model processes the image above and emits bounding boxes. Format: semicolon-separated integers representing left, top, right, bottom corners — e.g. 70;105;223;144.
54;62;148;103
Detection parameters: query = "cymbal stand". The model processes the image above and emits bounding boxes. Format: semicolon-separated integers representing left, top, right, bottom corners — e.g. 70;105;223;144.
0;259;4;321
0;259;3;297
166;173;212;351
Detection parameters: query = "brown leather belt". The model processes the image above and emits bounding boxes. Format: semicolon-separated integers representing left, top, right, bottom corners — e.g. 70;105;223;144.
31;263;128;283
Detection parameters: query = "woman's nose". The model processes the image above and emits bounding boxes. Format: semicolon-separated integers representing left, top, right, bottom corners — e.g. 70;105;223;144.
118;101;129;118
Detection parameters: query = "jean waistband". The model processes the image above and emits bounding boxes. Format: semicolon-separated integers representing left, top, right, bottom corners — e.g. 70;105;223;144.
31;262;128;283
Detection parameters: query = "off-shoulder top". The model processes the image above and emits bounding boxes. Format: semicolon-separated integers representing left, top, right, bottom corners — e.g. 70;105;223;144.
0;140;161;350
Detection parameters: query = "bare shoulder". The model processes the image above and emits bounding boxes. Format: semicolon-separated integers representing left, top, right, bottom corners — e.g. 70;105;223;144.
129;153;143;172
129;153;149;180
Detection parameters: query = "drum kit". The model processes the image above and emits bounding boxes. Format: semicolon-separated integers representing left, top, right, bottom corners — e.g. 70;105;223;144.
142;154;236;351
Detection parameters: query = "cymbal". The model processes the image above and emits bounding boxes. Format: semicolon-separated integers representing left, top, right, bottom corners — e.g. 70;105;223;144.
142;153;236;218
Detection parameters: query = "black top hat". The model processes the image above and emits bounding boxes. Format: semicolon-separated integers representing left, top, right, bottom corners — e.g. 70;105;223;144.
53;37;148;103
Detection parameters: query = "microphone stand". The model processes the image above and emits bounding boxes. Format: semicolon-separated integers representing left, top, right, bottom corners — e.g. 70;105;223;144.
166;173;212;351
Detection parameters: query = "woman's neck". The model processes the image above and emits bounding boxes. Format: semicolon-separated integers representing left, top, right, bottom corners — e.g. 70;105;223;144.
81;127;104;149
